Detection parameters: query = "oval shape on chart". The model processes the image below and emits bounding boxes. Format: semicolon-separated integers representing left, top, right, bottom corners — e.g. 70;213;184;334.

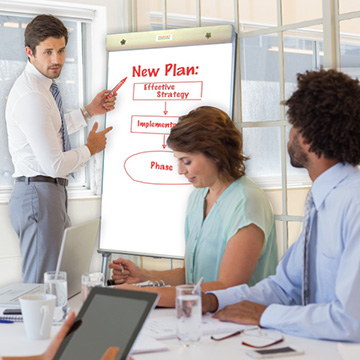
124;150;191;185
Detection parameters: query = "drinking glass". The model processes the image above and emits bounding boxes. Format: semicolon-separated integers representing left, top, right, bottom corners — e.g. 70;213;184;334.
44;271;68;324
176;284;202;346
81;272;104;303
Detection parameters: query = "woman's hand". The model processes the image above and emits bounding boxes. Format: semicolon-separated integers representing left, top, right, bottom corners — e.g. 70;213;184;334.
109;257;146;284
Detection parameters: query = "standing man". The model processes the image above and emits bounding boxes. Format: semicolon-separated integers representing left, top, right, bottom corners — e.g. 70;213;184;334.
6;14;115;283
202;68;360;341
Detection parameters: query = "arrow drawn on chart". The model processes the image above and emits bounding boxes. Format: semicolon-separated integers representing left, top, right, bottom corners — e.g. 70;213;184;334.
162;135;167;149
163;101;168;115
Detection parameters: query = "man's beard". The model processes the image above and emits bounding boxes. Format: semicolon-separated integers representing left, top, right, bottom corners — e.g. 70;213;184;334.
288;133;308;168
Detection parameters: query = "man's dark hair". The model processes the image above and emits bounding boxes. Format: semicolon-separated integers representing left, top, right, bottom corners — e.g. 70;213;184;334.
25;14;68;55
285;68;360;165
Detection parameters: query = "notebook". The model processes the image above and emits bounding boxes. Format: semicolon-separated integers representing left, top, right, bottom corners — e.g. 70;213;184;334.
142;313;258;340
53;287;159;360
0;218;100;307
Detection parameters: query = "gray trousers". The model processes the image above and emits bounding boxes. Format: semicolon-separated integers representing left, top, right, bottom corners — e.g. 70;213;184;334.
8;181;71;283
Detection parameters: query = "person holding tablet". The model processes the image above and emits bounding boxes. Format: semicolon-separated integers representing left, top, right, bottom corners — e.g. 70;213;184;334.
2;313;122;360
109;106;278;307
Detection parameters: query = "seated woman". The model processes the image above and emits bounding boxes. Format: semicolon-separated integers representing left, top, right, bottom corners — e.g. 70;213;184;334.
109;106;278;307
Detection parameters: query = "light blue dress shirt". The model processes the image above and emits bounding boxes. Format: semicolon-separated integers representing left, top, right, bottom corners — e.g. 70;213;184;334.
212;163;360;341
185;176;278;286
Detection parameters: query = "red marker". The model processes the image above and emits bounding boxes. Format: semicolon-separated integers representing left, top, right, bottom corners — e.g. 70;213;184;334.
106;77;127;98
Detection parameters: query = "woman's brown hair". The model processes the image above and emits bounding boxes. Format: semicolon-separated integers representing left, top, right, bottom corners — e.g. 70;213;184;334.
167;106;247;182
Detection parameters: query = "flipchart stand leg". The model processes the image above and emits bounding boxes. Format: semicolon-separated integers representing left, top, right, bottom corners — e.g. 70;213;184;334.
99;251;111;283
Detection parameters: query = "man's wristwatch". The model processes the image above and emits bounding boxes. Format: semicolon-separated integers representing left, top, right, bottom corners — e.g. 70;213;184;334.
81;106;92;120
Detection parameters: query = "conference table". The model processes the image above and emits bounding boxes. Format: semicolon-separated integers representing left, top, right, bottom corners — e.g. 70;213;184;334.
0;295;349;359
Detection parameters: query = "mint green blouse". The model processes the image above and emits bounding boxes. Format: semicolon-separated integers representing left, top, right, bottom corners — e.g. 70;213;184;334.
184;176;278;286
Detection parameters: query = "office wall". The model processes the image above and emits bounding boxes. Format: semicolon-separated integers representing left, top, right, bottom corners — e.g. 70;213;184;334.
48;0;125;33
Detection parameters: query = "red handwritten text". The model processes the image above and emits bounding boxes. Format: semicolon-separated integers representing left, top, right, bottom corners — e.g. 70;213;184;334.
150;161;173;171
132;64;199;77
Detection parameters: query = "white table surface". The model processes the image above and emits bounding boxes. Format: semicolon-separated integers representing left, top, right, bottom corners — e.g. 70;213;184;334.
0;294;345;359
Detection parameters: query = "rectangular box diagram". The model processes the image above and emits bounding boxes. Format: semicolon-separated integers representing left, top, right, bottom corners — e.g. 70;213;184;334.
133;81;203;101
131;115;179;135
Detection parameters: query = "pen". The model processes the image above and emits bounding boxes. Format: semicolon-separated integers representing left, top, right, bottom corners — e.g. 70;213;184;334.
106;77;127;98
0;319;14;324
195;276;204;289
192;277;204;294
211;327;258;341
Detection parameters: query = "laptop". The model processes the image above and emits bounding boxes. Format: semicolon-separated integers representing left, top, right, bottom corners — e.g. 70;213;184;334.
0;218;100;307
54;287;159;360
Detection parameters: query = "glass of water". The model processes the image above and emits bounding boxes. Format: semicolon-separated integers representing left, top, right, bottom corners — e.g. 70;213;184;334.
81;272;104;303
176;284;202;346
44;271;68;324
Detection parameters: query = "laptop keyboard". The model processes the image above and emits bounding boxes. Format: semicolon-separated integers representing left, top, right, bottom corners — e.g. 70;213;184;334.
10;284;44;303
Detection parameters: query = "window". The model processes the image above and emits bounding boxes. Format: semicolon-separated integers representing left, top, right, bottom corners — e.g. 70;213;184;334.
0;14;28;188
339;14;360;78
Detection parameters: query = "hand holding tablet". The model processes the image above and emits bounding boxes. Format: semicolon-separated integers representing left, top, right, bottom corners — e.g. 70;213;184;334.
53;287;158;360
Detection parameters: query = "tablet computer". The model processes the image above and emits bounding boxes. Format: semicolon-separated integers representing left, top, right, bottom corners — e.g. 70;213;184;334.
54;287;159;360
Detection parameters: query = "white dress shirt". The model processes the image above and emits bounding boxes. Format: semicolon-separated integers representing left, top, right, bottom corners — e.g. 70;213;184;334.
211;163;360;341
6;62;91;179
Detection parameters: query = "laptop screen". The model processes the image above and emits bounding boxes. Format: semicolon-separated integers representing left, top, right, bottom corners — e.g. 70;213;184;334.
54;287;158;360
57;218;100;298
0;218;100;308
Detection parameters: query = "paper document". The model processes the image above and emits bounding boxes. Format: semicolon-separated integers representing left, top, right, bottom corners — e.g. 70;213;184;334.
338;343;360;360
143;313;257;340
132;334;169;354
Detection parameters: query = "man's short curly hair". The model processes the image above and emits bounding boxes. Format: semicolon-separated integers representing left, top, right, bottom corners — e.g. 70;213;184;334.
167;106;248;182
285;68;360;165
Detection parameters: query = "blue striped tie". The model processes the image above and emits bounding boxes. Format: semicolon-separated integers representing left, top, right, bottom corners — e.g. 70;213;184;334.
302;190;314;306
50;82;71;152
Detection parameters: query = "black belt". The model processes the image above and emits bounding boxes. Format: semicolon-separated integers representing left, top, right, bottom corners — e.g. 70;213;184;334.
15;176;68;187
